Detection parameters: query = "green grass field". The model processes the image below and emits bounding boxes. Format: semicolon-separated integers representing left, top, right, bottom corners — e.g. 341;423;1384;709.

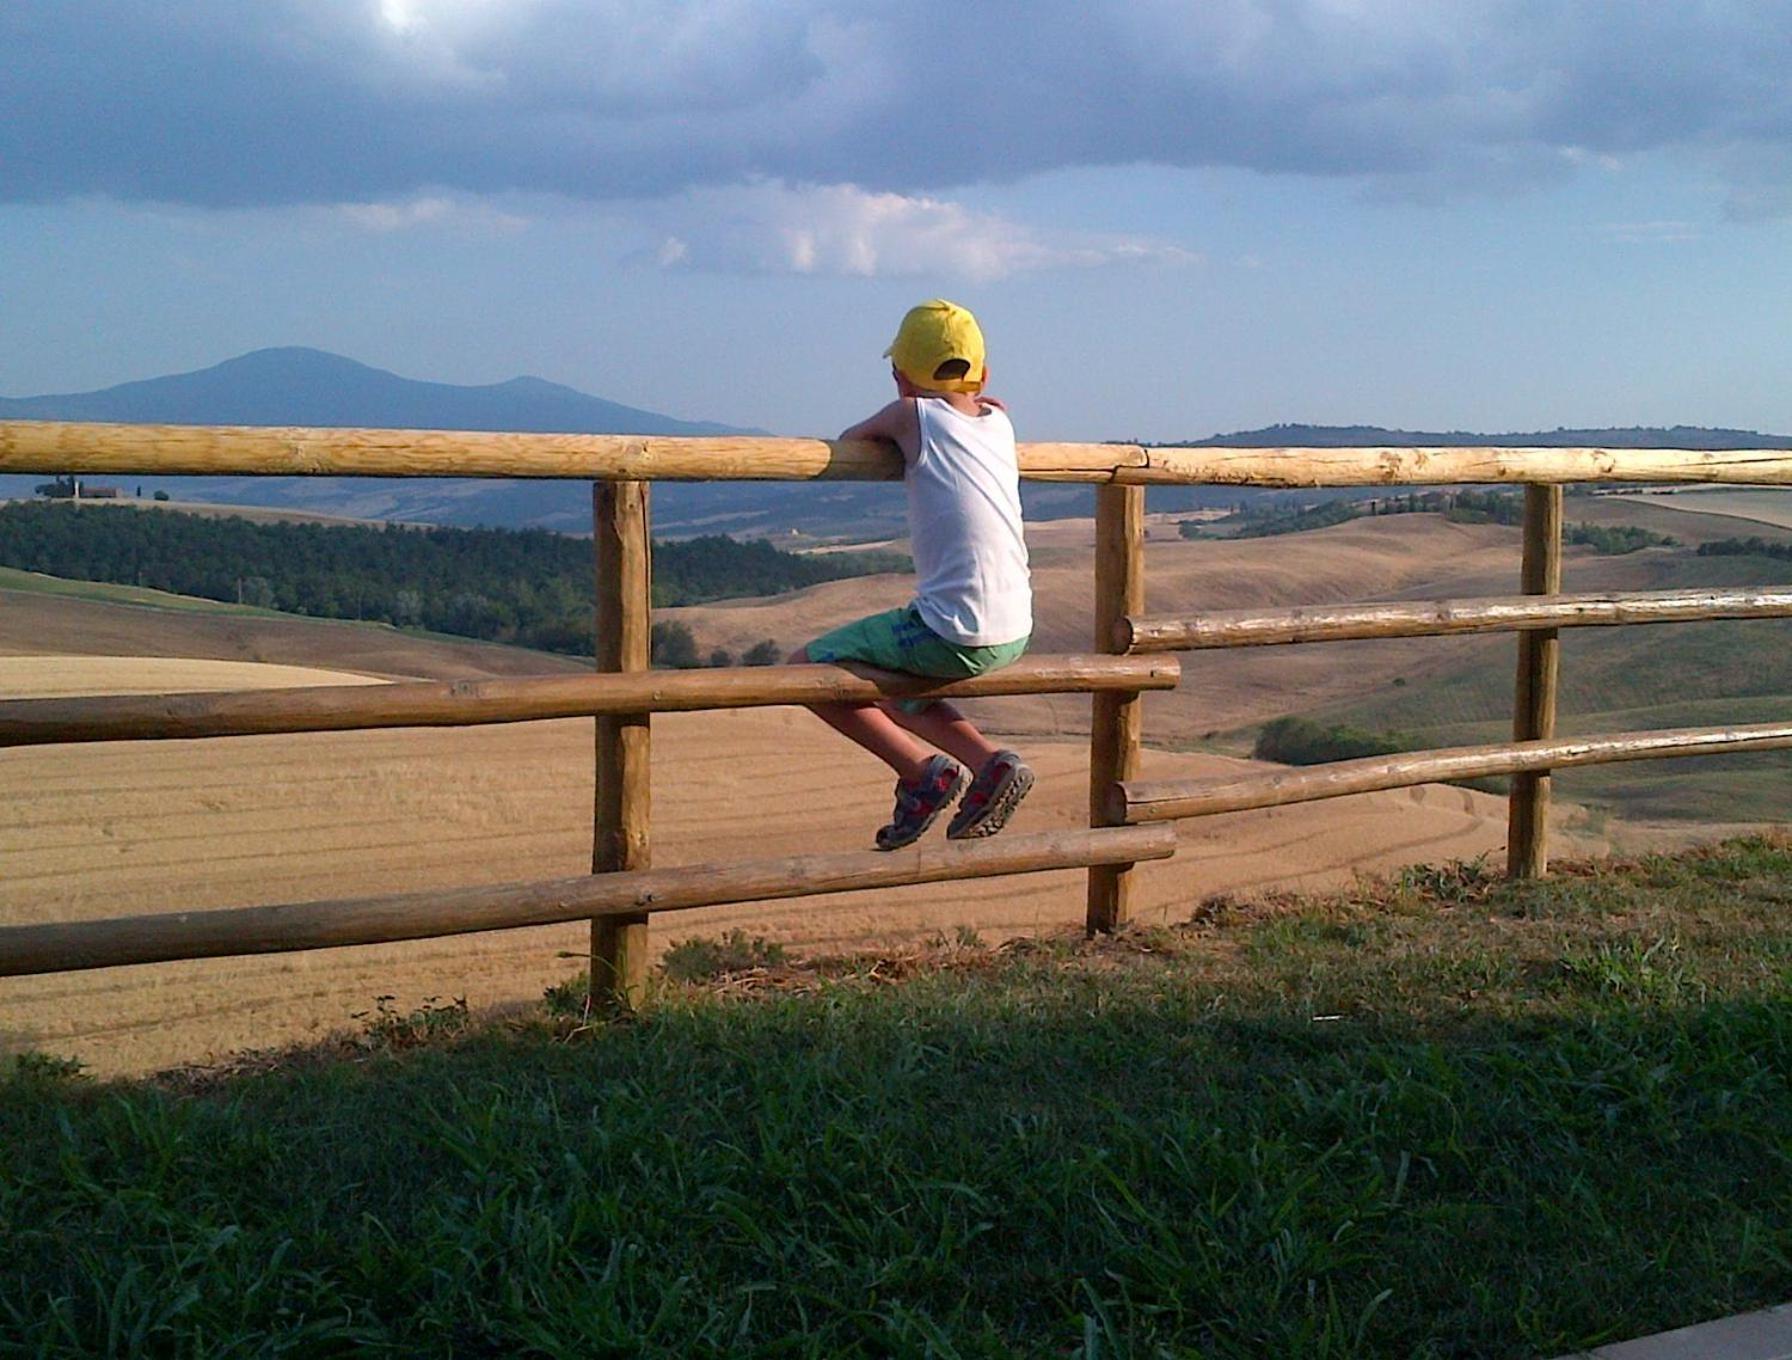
0;564;583;662
4;838;1789;1357
0;564;292;617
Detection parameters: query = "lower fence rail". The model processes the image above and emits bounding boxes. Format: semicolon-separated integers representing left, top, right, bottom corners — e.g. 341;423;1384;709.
1112;722;1792;823
0;825;1177;978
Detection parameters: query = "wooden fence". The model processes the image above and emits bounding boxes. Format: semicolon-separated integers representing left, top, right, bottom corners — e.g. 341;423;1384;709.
2;420;1790;1004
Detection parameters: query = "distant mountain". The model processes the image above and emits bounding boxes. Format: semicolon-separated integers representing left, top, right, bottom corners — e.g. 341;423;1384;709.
1185;423;1792;450
0;348;902;535
0;348;752;436
7;357;1787;535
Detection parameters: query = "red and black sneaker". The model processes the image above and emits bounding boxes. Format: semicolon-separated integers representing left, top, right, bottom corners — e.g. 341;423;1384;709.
875;755;966;851
947;751;1035;840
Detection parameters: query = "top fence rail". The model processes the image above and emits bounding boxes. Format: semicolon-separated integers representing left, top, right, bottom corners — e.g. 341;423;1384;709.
4;421;1792;487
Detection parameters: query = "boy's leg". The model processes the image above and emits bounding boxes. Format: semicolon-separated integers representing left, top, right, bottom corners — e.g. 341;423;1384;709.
879;699;1002;772
887;698;1035;839
791;644;934;781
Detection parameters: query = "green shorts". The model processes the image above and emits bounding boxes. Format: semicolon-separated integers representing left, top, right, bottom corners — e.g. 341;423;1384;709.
807;605;1030;714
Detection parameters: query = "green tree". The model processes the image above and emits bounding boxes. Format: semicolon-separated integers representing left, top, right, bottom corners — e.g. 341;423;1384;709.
651;621;700;668
742;639;782;666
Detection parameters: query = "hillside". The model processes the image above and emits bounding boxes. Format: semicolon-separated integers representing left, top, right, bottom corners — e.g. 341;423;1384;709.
0;568;591;680
0;501;907;658
1233;534;1792;823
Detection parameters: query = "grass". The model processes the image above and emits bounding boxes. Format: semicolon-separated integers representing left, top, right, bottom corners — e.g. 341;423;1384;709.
0;563;585;661
0;564;291;617
2;837;1789;1357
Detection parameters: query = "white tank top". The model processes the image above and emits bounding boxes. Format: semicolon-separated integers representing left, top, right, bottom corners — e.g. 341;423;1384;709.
907;398;1032;646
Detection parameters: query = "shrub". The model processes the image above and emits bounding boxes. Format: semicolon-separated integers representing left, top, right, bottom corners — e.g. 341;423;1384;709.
661;929;787;982
1566;523;1676;554
1229;500;1361;538
1253;715;1408;765
1699;535;1792;562
650;620;700;668
5;1050;87;1083
351;995;470;1051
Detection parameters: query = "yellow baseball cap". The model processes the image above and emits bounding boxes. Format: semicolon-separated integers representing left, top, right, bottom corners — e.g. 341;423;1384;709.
884;299;986;393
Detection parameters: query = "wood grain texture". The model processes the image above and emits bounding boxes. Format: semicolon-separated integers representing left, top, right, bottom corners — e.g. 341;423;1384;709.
0;825;1178;979
1508;485;1564;879
7;420;1792;485
1125;445;1792;488
592;481;652;1005
0;656;1181;747
1113;723;1792;823
1119;587;1792;653
1087;484;1146;934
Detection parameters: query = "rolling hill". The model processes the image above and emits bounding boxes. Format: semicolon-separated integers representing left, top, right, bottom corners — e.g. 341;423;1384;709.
0;348;874;535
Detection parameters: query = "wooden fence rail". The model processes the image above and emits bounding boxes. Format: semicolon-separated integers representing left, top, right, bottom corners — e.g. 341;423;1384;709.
1112;723;1792;823
1;418;1787;1004
0;655;1179;748
1119;587;1792;652
0;826;1178;979
5;419;1792;485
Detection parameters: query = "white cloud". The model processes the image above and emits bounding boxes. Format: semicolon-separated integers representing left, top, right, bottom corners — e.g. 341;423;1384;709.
334;195;527;233
648;181;1196;280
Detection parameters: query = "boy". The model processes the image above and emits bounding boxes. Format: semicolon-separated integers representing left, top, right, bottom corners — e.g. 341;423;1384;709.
792;299;1036;850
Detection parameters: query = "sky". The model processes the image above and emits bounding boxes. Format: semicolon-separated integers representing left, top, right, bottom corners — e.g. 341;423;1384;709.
4;1;1792;442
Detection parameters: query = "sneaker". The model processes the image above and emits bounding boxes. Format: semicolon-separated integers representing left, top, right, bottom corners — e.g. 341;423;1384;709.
875;755;966;851
947;751;1036;840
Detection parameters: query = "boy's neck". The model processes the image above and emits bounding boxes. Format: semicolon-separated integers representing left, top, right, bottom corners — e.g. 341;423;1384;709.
912;389;986;415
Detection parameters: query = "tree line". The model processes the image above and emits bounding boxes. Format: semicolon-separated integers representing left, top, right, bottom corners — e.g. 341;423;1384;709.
1698;536;1792;562
0;503;908;663
1186;488;1679;554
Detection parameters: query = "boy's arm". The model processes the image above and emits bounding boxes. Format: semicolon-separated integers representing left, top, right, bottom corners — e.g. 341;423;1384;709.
838;399;921;462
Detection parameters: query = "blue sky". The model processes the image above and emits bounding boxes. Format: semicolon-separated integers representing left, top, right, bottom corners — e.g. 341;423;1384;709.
4;1;1791;441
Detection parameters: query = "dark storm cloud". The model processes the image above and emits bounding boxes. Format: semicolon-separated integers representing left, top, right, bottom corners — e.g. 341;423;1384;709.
4;1;1789;207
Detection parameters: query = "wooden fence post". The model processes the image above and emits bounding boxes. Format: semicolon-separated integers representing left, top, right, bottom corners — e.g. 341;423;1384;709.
1507;483;1563;878
592;480;652;1006
1087;483;1146;933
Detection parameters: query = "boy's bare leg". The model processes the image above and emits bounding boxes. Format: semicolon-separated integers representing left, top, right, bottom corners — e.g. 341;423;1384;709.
791;645;934;780
879;700;1003;772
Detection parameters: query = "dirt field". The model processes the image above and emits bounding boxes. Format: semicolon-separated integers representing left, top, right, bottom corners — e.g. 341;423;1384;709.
0;648;1638;1078
1607;488;1792;534
3;508;1756;1077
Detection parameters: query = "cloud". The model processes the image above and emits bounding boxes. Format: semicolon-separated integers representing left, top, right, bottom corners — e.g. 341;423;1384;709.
646;181;1195;279
333;194;527;232
4;2;1790;208
1599;220;1700;244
